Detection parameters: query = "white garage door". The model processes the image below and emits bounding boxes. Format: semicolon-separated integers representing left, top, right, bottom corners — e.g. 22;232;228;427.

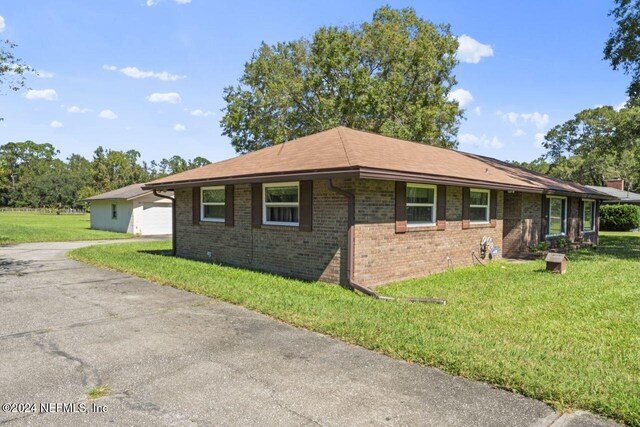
141;203;172;235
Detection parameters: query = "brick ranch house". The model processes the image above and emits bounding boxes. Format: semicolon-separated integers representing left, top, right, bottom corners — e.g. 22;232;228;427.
144;127;608;288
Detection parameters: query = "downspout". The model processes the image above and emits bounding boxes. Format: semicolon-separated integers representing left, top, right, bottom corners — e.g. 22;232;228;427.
324;180;446;304
153;190;176;256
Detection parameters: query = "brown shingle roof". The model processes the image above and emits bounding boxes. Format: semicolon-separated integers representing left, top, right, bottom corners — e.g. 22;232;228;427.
144;127;606;197
85;184;152;201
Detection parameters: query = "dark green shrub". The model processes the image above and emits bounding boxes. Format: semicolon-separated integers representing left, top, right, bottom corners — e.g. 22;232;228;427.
600;204;640;231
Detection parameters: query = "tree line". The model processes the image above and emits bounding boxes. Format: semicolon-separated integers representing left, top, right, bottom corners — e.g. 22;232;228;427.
0;141;209;209
513;105;640;191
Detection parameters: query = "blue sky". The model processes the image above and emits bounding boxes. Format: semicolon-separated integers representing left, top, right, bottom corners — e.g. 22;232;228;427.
0;1;629;164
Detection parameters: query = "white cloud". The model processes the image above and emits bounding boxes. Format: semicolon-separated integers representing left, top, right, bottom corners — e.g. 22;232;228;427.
174;0;192;3
501;111;549;130
146;0;158;6
173;123;186;131
148;92;181;104
448;88;473;107
521;112;549;129
50;120;63;128
512;128;526;137
457;35;494;64
473;106;481;116
0;16;5;32
614;100;627;111
188;108;214;117
67;106;90;113
534;133;546;148
35;70;54;78
98;109;118;120
104;65;185;81
25;89;58;101
459;133;504;149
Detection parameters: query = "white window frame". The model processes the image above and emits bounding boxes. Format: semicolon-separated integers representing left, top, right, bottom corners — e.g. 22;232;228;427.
406;183;437;226
201;186;225;223
582;198;596;232
546;195;567;237
263;182;299;226
111;203;117;220
469;188;490;224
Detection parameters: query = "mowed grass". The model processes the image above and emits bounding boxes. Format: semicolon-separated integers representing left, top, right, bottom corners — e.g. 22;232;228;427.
0;212;132;244
68;232;640;425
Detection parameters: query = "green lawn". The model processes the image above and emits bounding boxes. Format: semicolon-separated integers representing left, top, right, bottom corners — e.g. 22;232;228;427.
0;212;133;244
68;231;640;425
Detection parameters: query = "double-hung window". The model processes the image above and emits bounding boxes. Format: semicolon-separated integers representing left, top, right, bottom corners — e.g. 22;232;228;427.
111;204;117;220
582;199;595;232
547;196;567;236
469;189;490;223
201;186;225;222
263;182;299;226
406;183;436;225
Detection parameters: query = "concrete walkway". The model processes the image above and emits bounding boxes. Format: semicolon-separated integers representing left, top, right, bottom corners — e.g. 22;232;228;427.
0;241;615;426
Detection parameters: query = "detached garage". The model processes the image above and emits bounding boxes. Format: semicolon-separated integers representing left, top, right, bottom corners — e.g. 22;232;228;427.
85;184;173;235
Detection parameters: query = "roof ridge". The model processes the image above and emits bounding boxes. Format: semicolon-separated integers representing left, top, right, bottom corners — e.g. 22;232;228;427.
336;127;352;166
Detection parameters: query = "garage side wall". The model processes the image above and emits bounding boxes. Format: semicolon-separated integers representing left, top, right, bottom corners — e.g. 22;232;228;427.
174;180;350;284
130;194;172;235
89;200;133;233
353;180;504;287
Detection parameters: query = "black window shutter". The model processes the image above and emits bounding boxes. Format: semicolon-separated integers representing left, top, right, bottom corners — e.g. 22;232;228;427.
490;189;497;227
462;187;470;229
225;185;234;227
566;197;573;238
192;187;200;225
395;181;407;233
541;195;549;239
299;180;313;232
251;183;262;228
579;199;584;232
436;185;446;230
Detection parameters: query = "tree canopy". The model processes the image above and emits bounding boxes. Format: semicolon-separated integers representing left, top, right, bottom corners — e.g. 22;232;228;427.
533;106;640;190
0;141;210;209
604;0;640;102
0;39;31;94
221;6;461;153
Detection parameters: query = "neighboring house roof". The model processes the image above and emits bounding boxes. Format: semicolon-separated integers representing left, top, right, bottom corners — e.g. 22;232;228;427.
585;185;640;203
85;183;156;201
144;126;607;198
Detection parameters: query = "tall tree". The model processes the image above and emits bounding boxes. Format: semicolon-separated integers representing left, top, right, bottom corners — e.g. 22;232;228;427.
0;141;58;205
604;0;640;102
1;40;32;121
0;40;31;94
221;6;461;153
91;147;149;192
541;106;640;189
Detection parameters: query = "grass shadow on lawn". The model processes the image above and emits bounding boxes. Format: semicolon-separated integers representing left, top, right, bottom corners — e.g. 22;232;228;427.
138;249;174;256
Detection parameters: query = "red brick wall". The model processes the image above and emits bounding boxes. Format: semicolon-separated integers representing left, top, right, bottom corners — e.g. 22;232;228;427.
502;193;598;257
174;177;594;287
352;180;504;287
174;179;351;284
502;192;543;256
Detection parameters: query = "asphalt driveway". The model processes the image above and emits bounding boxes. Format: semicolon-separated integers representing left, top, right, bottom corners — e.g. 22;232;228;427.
0;241;614;426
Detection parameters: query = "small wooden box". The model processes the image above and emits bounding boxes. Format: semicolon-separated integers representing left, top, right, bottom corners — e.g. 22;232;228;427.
545;253;567;274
